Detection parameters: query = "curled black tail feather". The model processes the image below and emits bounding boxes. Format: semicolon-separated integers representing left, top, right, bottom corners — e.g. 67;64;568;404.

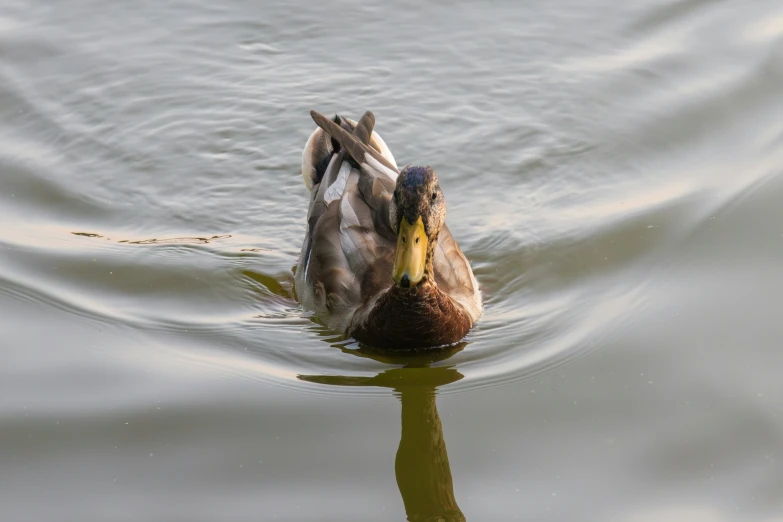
310;110;398;174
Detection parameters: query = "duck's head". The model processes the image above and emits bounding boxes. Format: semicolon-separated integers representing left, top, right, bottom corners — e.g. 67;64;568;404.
390;166;446;289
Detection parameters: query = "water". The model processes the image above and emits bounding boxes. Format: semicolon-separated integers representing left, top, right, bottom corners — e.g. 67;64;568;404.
2;0;783;520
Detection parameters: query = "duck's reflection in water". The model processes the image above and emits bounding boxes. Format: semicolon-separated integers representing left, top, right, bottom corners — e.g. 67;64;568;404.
299;344;467;522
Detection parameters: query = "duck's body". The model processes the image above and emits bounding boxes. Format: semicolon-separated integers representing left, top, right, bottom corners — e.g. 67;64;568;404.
294;111;481;349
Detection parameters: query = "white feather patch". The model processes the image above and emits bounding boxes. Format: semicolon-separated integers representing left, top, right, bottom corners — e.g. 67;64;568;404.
363;155;398;181
304;243;313;280
324;161;351;205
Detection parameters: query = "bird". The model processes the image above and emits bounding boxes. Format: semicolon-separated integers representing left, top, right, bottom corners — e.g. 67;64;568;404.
294;110;482;349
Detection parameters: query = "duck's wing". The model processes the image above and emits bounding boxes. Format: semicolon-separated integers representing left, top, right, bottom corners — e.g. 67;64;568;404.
296;112;399;333
434;226;483;322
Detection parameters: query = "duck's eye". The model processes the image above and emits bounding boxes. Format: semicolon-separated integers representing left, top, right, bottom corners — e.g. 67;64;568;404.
401;236;406;244
415;236;419;244
431;192;438;201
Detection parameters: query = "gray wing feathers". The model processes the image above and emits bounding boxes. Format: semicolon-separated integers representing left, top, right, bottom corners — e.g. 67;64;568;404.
301;166;394;333
296;114;400;333
304;202;361;332
434;225;483;322
339;170;376;273
307;152;344;244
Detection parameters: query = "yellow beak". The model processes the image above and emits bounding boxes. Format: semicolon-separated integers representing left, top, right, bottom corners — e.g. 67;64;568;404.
393;216;428;288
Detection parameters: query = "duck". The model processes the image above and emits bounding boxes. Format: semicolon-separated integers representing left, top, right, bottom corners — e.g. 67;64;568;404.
294;110;482;349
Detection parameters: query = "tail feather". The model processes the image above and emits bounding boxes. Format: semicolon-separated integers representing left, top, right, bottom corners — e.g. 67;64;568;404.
302;111;399;191
353;111;375;146
310;110;399;174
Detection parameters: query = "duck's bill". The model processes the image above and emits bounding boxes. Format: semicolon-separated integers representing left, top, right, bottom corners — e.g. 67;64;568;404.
393;216;428;288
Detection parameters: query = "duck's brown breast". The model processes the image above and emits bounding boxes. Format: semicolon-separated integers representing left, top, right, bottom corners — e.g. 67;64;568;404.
351;282;472;350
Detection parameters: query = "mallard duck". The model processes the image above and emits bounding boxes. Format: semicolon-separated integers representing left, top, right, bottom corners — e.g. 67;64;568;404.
294;110;482;349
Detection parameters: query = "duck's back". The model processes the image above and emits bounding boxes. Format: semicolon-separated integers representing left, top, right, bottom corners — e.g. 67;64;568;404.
294;118;399;334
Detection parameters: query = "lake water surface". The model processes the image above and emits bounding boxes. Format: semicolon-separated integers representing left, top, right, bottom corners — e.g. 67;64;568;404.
2;0;783;520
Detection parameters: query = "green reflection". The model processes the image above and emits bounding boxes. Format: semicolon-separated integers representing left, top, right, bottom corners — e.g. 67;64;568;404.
299;345;466;522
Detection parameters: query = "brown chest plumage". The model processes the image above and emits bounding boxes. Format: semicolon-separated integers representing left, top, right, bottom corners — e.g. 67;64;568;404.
351;282;472;350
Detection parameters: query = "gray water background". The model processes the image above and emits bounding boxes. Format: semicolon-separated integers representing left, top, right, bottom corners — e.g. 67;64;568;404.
2;0;783;520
